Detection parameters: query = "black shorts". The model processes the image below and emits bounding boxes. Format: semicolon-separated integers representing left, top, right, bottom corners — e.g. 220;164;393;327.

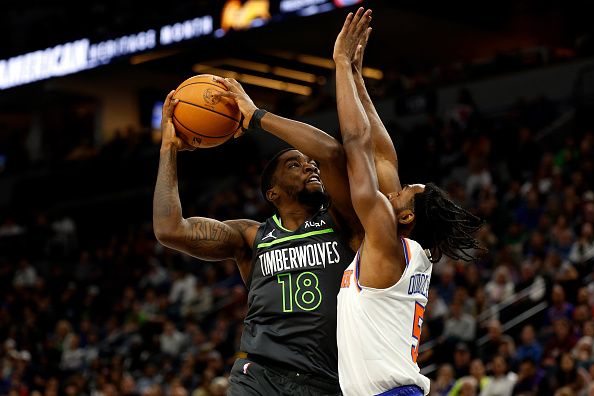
227;356;342;396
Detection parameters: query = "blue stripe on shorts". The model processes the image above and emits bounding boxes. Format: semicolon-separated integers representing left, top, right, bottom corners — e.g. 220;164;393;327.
375;385;424;396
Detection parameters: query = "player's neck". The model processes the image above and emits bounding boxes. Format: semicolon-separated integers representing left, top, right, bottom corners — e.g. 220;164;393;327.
276;204;317;231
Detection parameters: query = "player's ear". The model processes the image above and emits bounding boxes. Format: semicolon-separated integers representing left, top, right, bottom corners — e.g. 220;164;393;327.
266;187;278;203
398;209;415;225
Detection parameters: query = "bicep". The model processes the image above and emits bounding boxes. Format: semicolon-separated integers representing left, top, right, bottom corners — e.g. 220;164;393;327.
375;157;401;195
342;134;379;223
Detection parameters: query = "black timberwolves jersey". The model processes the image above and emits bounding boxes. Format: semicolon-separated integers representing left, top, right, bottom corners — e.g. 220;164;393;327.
241;207;354;381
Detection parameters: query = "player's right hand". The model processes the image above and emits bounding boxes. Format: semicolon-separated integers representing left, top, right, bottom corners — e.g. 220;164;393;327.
212;76;258;138
161;90;195;152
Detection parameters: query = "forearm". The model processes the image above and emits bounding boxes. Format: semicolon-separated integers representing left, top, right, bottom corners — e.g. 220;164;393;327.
354;71;400;193
153;146;184;240
335;60;370;144
335;59;379;217
260;112;342;161
354;72;383;129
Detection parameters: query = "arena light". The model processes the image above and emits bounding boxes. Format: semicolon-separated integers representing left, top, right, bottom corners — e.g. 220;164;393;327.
296;54;336;69
212;59;319;83
361;67;383;80
298;54;384;79
272;67;318;83
193;64;312;95
130;49;184;65
220;59;270;73
265;50;383;80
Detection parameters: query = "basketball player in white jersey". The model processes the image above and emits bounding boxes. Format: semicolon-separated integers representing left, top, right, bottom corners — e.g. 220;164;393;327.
333;9;483;396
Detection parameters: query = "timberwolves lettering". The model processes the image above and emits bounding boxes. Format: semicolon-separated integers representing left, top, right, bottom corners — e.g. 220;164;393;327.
259;241;340;276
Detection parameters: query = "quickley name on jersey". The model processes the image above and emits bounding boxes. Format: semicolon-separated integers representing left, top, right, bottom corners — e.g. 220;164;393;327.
242;208;354;382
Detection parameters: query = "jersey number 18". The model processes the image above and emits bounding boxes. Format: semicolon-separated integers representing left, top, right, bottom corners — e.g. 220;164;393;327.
277;272;322;312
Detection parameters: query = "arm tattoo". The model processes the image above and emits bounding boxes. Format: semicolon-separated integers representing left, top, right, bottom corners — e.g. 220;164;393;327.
153;148;181;222
186;219;232;243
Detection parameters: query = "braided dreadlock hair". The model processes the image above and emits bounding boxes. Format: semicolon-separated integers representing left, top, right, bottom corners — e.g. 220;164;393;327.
409;183;484;263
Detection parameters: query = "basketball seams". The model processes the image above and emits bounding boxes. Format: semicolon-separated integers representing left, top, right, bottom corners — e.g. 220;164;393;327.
176;99;241;123
176;81;229;91
172;114;237;140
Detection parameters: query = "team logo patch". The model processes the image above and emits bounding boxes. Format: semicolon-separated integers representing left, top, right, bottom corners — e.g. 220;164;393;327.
243;362;251;374
203;88;221;106
262;230;276;240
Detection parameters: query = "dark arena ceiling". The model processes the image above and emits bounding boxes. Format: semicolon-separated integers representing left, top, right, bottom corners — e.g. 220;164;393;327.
1;0;593;99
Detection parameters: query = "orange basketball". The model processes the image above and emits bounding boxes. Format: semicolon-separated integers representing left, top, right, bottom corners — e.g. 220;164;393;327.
172;75;241;148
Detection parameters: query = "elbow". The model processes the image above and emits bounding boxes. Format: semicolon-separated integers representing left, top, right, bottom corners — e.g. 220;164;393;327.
342;126;372;147
153;225;179;248
322;140;345;162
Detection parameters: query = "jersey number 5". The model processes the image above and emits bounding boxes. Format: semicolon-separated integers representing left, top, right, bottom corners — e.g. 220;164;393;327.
411;301;426;363
277;272;322;312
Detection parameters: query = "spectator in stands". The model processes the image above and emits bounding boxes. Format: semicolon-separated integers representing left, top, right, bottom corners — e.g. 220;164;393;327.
444;303;477;344
12;258;38;288
60;334;85;373
547;285;575;325
480;320;504;363
468;359;491;394
498;336;517;369
515;187;543;232
515;324;543;366
568;221;594;266
136;363;162;394
452;342;473;378
438;261;458;305
572;336;594;370
515;260;546;302
120;373;138;396
159;321;186;357
511;358;545;396
485;266;514;305
433;363;456;396
479;355;517;396
543;318;578;366
450;377;478;396
547;352;589;393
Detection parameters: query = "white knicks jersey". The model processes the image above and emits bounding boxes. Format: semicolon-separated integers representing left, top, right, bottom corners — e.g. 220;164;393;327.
337;238;432;396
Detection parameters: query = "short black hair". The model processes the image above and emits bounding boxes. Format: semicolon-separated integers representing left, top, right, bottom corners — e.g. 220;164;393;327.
410;183;484;263
260;148;295;203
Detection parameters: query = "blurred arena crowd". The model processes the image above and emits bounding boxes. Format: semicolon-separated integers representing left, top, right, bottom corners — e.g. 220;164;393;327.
1;88;594;396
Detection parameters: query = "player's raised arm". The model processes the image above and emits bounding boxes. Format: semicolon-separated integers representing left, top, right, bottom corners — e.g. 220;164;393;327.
153;91;259;270
213;77;360;235
352;28;401;194
334;9;402;254
333;10;376;216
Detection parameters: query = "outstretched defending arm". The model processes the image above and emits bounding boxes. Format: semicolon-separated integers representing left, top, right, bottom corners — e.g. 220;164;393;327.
333;10;380;229
214;77;360;235
352;28;401;194
153;91;259;276
334;8;406;283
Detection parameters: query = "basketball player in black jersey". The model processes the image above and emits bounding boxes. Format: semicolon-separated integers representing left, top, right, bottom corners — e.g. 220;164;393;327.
153;10;411;392
154;87;361;394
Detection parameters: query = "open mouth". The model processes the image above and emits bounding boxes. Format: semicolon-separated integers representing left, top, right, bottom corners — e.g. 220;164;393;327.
306;175;321;185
